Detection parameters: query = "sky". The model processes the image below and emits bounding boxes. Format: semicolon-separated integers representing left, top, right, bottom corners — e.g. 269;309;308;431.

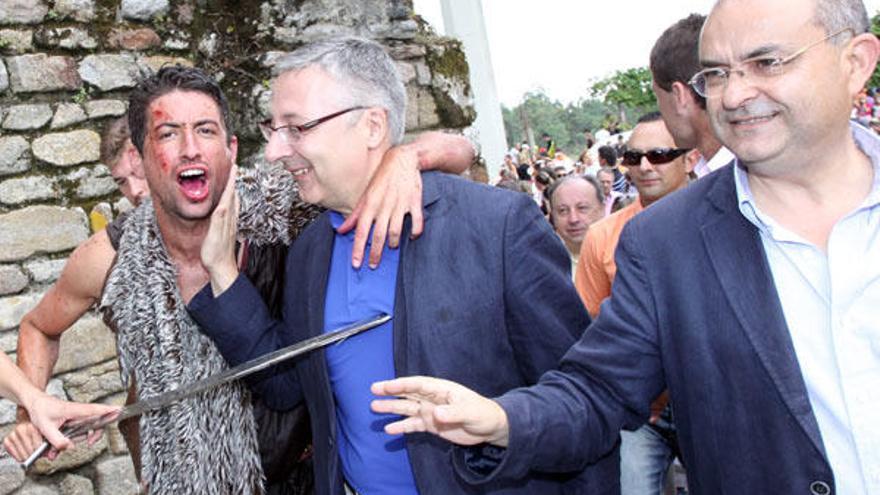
413;0;880;108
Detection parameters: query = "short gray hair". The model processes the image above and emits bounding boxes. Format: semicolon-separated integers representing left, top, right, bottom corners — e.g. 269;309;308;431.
274;36;407;144
813;0;870;40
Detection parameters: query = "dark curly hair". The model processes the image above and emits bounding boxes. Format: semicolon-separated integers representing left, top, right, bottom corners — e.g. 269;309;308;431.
128;65;232;154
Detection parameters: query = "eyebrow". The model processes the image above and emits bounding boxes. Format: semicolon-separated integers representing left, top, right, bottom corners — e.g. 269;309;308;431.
700;43;784;68
153;119;221;131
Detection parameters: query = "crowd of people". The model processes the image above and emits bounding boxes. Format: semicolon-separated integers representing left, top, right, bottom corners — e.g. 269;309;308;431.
1;0;878;494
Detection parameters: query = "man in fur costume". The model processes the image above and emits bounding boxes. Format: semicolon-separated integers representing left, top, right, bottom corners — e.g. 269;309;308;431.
7;66;474;493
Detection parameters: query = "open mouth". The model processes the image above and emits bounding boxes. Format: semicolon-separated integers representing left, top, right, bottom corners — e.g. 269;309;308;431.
177;167;209;201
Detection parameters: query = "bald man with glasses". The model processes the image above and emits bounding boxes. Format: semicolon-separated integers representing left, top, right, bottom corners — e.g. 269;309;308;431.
372;0;880;493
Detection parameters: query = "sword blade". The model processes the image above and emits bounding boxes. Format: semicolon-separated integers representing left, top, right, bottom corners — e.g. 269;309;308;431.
19;313;390;469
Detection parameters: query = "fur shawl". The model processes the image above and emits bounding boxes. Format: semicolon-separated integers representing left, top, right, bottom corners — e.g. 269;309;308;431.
99;164;320;494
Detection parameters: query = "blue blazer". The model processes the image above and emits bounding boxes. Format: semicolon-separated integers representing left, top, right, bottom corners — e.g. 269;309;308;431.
190;172;619;495
476;167;836;494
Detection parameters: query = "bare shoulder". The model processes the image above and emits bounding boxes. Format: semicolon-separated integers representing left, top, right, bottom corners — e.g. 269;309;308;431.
54;229;116;301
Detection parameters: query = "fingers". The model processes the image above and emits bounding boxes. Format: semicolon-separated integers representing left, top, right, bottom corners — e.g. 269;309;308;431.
336;202;361;235
367;212;389;269
383;416;428;436
3;423;46;462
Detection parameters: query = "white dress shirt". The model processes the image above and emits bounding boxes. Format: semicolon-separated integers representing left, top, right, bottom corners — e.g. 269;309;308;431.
734;123;880;494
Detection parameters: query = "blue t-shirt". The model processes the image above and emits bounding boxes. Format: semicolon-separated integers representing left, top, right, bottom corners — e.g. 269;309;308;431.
323;212;418;495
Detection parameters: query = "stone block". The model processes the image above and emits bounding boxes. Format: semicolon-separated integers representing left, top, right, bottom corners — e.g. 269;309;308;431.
31;435;107;475
75;166;116;199
395;61;416;84
36;27;98;50
0;61;7;92
107;28;161;50
0;395;16;425
24;258;67;283
0;265;28;295
0;458;25;495
121;0;169;21
106;423;128;455
59;474;94;495
51;103;87;129
6;54;81;93
78;54;138;92
0;136;30;176
54;0;96;22
85;100;126;119
0;0;49;25
0;175;58;205
0;29;34;54
137;55;192;75
0;206;89;263
54;316;117;374
33;130;100;167
1;103;52;130
387;43;427;60
0;291;42;331
60;359;124;403
15;482;59;495
0;329;17;353
95;456;138;495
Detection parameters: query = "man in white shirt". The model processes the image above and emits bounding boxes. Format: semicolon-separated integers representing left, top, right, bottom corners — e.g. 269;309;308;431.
650;14;734;178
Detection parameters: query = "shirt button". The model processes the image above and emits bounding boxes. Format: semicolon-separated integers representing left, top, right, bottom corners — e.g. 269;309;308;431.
810;480;831;495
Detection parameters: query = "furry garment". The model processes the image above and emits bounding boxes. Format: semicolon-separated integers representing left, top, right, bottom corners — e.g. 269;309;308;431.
100;164;320;494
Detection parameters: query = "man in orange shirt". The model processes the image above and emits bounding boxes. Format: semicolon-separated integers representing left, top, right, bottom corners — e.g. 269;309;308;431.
575;112;696;317
575;112;697;495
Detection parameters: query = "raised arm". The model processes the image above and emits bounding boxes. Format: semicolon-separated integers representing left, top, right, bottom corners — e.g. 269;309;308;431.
337;131;476;268
4;230;116;460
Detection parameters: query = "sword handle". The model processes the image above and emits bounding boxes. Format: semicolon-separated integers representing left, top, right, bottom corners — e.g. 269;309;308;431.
20;423;88;470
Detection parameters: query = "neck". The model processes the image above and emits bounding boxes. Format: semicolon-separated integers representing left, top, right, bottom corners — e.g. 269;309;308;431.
745;125;874;249
334;149;387;217
564;238;581;258
693;111;722;159
153;207;210;264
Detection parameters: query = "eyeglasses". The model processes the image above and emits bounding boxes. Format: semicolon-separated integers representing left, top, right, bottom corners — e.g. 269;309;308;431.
259;106;366;143
688;28;853;99
622;148;691;166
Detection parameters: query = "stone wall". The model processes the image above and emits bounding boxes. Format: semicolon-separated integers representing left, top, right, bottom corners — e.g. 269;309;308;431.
0;0;475;493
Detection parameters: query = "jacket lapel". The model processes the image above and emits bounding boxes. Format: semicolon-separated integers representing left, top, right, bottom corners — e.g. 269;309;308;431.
307;213;334;339
700;171;827;459
395;172;444;374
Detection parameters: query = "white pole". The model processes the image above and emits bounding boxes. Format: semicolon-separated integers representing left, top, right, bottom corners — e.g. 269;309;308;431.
438;0;507;181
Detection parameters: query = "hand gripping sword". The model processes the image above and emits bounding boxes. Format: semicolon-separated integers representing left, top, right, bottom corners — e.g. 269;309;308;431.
16;313;391;469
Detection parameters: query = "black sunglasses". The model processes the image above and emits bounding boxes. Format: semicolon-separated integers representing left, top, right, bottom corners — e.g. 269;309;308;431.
622;148;691;166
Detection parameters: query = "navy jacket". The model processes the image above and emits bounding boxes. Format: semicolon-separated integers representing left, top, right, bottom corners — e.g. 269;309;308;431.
474;167;837;494
190;172;619;495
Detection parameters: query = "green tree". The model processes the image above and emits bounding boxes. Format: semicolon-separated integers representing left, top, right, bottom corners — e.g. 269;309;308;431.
589;67;658;127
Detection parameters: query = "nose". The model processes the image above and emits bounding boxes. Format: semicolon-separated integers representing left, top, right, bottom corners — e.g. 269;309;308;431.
264;132;290;163
638;156;656;172
720;69;759;110
181;128;200;160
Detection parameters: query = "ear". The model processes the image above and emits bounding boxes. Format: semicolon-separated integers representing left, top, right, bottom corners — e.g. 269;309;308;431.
226;134;239;165
683;148;701;174
844;32;880;96
126;144;146;179
670;81;696;113
363;108;389;149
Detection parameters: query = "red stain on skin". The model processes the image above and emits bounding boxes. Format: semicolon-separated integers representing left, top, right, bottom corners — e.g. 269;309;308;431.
148;105;171;171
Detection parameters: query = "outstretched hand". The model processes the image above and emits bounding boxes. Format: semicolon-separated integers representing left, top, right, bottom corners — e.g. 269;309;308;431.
337;144;424;269
370;376;510;447
201;165;240;296
4;393;119;462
